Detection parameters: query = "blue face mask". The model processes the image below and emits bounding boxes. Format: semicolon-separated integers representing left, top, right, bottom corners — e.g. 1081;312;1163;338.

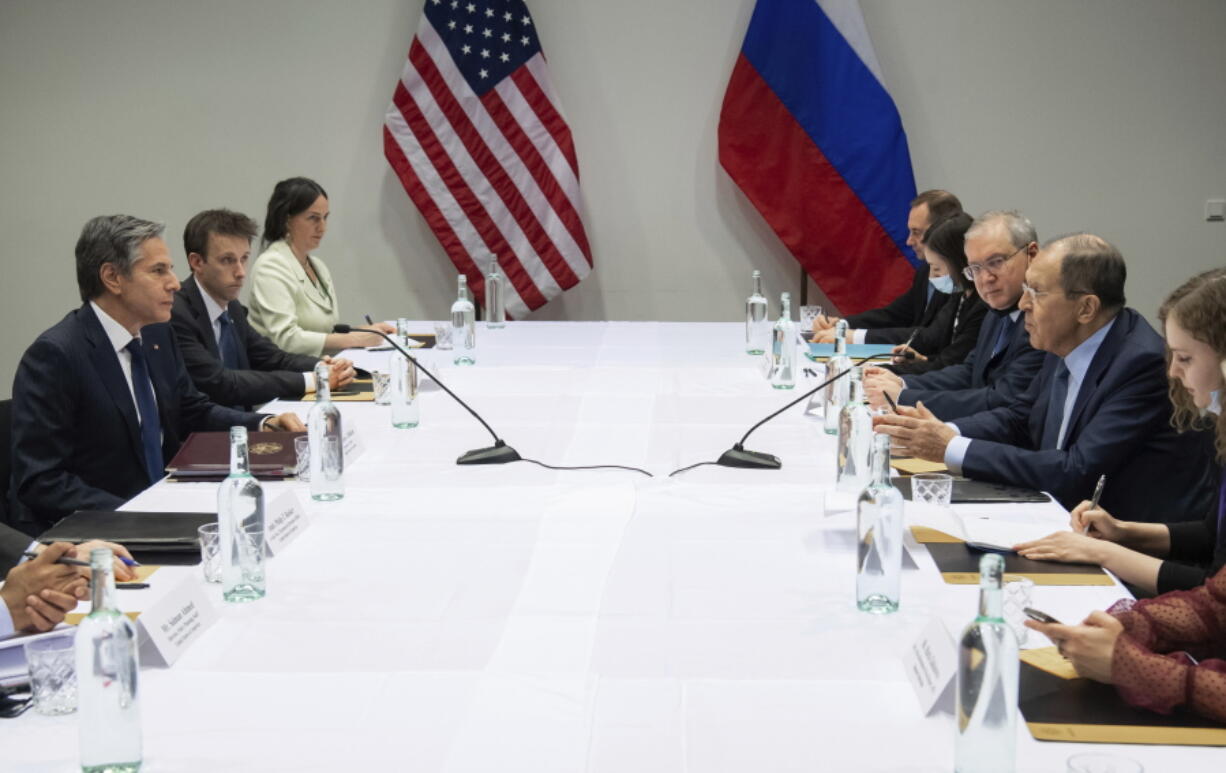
929;274;955;294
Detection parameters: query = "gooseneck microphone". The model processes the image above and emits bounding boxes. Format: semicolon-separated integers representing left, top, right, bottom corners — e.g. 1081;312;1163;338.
334;325;520;465
670;353;881;475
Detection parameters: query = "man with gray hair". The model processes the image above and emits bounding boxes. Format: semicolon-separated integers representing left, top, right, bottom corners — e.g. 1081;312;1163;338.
9;214;305;532
873;233;1218;523
864;210;1047;420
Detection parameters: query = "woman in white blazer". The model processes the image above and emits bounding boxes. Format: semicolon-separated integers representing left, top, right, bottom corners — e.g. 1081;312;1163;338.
248;177;394;355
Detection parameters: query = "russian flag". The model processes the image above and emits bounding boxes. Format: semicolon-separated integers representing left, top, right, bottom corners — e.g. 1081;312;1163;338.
719;0;918;315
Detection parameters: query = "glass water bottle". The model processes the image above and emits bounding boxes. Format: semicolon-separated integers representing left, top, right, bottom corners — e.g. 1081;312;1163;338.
451;275;477;365
390;349;419;429
218;426;266;602
956;553;1020;773
856;433;904;613
485;259;506;329
76;548;142;773
308;361;345;501
745;270;769;355
769;292;796;389
837;368;874;493
823;319;851;435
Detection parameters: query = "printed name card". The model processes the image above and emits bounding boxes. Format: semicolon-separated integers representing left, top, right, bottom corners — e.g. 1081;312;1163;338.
264;490;310;556
343;425;365;464
137;576;218;667
902;616;958;715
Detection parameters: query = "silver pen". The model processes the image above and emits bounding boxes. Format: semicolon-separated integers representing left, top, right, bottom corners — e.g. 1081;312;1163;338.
1084;474;1106;534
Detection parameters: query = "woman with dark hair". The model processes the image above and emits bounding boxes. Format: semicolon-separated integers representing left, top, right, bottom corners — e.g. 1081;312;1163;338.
883;212;987;375
248;177;394;354
1015;268;1226;595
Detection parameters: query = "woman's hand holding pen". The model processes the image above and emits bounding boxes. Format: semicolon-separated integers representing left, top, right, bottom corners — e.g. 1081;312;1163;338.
1069;500;1127;542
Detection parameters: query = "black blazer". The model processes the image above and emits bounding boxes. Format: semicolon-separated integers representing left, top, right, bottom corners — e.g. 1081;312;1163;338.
9;304;264;533
887;291;988;376
172;276;320;410
1157;467;1225;593
899;306;1046;420
847;264;949;344
954;309;1219;524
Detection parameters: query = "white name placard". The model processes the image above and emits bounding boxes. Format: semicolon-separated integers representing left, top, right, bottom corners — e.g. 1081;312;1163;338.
343;424;365;465
264;490;310;556
902;616;958;715
137;577;218;667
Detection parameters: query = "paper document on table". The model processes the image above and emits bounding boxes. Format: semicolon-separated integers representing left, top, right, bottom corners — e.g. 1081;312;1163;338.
891;458;949;475
956;513;1065;552
906;503;1065;550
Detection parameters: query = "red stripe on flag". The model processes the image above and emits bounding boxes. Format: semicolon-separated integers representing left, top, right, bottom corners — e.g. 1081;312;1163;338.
480;86;592;266
510;68;579;181
392;78;550;310
719;54;912;315
409;45;581;295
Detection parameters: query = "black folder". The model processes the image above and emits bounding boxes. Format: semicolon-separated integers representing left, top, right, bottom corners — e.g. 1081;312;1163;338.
39;510;215;554
894;477;1050;504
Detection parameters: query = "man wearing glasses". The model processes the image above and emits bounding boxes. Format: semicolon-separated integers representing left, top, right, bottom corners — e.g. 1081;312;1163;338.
864;210;1047;419
872;234;1217;523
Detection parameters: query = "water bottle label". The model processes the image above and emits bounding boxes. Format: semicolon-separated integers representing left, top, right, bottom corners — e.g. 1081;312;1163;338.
135;577;218;666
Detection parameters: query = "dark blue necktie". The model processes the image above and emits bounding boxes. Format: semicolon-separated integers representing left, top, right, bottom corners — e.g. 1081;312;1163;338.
124;339;164;485
991;314;1015;359
218;311;240;370
1041;362;1071;450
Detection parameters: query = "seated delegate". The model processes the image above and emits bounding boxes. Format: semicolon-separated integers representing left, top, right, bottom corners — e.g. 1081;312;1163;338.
246;177;394;356
883;212;986;376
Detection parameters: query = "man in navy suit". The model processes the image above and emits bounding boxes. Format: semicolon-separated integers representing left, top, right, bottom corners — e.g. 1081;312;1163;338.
9;215;305;532
171;209;354;410
864;210;1048;420
813;189;963;345
874;234;1217;523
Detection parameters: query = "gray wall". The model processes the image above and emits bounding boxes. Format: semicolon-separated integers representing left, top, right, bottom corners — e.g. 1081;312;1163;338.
1;0;1223;397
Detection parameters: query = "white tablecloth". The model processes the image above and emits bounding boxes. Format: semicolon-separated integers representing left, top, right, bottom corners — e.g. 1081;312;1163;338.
3;323;1218;771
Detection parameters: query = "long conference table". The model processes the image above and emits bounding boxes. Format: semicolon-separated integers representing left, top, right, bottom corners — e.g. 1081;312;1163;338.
3;322;1220;771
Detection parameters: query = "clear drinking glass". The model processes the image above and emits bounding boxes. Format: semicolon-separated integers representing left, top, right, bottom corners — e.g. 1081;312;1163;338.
433;322;454;350
800;304;823;330
294;435;311;481
25;634;77;715
371;370;392;405
1003;577;1034;646
198;522;222;583
912;473;954;507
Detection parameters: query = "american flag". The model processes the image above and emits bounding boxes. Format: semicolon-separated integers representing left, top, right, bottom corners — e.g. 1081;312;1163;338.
384;0;593;319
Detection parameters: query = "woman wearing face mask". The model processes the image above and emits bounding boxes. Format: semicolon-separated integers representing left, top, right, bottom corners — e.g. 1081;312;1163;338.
1015;268;1226;595
248;176;396;355
883;212;987;376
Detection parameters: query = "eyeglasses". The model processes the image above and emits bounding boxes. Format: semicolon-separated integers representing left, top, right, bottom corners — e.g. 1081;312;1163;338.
1021;282;1091;304
962;243;1030;281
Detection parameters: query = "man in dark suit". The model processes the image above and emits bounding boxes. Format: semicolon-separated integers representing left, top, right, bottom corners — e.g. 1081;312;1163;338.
10;215;305;532
812;189;963;344
864;210;1047;420
874;234;1218;523
171;209;354;410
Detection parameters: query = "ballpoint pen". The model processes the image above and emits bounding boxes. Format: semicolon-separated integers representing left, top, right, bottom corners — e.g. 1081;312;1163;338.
883;391;901;414
364;314;374;325
1084;474;1106;534
22;552;140;567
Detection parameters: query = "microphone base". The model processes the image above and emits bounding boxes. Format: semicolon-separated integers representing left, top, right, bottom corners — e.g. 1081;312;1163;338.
716;447;781;470
457;443;522;466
